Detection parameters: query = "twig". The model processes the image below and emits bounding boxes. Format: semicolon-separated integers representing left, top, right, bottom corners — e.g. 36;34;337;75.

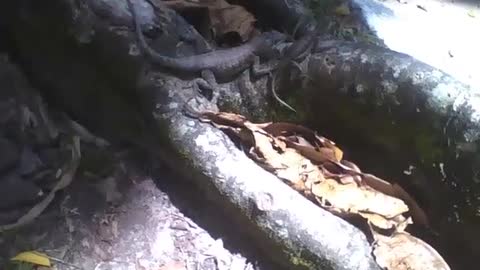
269;72;297;113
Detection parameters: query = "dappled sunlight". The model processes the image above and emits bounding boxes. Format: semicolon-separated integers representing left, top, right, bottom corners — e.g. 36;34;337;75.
357;0;480;89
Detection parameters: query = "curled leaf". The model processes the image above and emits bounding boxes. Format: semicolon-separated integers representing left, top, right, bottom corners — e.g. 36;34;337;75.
11;251;51;267
311;177;409;230
163;0;256;41
373;232;451;270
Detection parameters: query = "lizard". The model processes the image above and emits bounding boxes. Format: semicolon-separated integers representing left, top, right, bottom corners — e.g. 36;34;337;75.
126;0;286;100
269;22;320;113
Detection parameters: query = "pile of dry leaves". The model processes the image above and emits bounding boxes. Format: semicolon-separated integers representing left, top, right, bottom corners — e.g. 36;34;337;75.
187;108;450;270
153;0;258;42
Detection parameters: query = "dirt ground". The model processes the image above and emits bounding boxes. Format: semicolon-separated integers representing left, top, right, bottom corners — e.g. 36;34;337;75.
0;37;279;269
0;155;279;270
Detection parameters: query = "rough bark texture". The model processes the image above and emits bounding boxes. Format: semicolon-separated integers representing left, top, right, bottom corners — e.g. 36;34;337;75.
143;83;381;270
277;39;480;269
240;0;318;37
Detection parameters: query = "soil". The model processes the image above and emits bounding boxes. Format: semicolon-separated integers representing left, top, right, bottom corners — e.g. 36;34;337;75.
1;156;279;270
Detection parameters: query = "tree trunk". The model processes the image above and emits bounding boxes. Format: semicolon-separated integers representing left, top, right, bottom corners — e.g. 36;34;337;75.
279;39;480;269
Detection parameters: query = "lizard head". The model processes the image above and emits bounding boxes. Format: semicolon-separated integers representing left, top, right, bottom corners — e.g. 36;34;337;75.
262;30;288;45
253;30;287;58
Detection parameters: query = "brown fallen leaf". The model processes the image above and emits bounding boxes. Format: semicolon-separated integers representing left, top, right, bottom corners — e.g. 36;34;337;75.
264;122;343;161
193;109;428;234
361;173;429;227
194;109;249;127
373;231;451;270
322;160;361;176
163;0;256;41
360;212;410;231
284;135;314;150
337;174;362;185
209;0;257;41
282;139;337;164
263;122;312;137
340;160;361;173
245;122;323;187
311;178;409;225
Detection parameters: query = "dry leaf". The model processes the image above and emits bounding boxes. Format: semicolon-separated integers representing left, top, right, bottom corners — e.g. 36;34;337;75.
164;0;256;41
194;109;445;270
195;110;249;127
11;251;51;267
361;174;429;227
264;122;343;161
340;160;361;173
195;110;428;234
311;178;409;226
337;174;361;185
245;122;323;187
373;232;451;270
263;122;321;145
283;140;336;164
360;212;410;231
331;144;343;161
209;0;256;40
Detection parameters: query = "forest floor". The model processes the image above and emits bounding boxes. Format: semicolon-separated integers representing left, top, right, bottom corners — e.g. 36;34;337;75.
2;153;276;270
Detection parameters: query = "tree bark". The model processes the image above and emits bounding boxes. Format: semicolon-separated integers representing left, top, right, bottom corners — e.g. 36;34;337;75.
278;39;480;269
